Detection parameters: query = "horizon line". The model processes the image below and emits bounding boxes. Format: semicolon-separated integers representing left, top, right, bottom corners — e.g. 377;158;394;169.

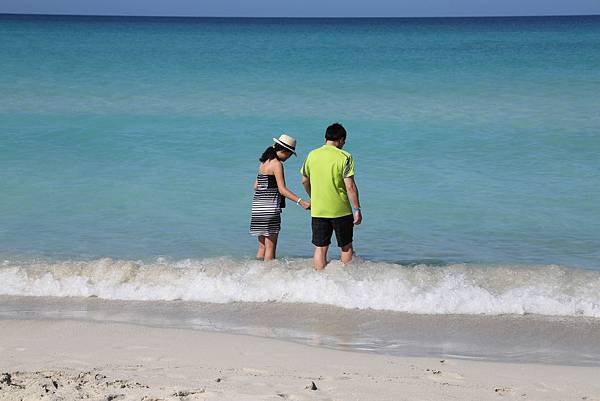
1;12;599;19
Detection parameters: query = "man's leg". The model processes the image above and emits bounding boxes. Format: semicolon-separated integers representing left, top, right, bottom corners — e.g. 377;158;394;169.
314;245;329;270
334;214;355;264
312;217;333;270
340;242;353;264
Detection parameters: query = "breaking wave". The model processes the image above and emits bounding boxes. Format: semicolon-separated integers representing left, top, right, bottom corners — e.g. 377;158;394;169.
1;257;599;317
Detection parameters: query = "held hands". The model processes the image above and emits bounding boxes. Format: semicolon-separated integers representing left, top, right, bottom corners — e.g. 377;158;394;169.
353;210;362;225
295;196;310;210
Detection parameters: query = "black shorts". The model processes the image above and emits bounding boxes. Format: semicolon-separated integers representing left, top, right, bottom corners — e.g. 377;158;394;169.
312;214;354;248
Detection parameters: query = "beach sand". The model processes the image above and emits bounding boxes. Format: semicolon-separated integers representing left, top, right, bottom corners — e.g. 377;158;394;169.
1;320;599;401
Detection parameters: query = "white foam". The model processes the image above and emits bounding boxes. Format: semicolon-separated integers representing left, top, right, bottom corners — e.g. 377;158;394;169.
1;257;599;317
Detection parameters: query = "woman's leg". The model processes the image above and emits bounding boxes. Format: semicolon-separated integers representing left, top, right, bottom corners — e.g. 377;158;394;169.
256;236;266;260
264;234;278;261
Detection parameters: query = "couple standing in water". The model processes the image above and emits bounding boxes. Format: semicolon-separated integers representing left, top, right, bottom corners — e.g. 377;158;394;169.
250;123;362;270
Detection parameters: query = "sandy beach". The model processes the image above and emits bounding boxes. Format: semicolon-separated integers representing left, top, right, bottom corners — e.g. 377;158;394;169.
1;319;599;401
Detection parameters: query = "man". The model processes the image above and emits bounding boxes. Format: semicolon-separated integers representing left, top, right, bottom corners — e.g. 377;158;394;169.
300;123;362;270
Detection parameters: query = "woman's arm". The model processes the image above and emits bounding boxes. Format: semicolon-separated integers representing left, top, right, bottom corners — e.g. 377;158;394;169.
272;161;310;209
253;177;258;190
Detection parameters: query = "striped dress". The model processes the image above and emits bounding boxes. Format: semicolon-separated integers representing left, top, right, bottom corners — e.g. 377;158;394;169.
250;174;285;236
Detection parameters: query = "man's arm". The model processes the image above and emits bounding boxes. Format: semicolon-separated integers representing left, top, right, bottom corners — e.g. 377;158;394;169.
300;158;311;197
344;176;362;225
301;175;311;197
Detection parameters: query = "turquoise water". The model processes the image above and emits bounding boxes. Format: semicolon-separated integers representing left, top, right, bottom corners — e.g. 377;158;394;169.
1;15;599;270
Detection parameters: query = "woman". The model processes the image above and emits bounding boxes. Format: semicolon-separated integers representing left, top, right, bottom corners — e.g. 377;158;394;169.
250;134;310;260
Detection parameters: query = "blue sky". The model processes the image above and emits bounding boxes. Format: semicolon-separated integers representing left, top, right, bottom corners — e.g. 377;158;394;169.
1;0;599;17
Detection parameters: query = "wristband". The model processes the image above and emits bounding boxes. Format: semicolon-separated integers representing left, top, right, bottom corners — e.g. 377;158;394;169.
352;207;361;212
296;198;302;205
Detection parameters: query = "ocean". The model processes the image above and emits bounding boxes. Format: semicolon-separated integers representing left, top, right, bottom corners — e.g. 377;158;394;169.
1;14;600;362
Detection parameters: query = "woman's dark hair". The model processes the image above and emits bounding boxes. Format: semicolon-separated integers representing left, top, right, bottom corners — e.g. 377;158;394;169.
259;143;289;162
325;123;347;141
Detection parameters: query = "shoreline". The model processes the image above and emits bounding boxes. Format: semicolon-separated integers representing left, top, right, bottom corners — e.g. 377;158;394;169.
2;295;600;367
1;319;599;400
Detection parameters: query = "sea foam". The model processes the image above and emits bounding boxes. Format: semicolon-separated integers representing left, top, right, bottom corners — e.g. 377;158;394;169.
1;257;599;317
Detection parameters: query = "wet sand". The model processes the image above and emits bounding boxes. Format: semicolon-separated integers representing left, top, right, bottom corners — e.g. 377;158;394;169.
2;295;600;365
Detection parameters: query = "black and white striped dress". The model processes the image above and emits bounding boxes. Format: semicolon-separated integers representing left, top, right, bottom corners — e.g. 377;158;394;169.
250;174;285;236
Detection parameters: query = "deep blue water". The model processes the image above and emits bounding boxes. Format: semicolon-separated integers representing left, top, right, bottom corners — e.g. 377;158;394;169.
1;14;599;268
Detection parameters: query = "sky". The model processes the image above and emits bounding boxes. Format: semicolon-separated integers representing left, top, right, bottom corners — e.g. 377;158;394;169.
1;0;600;17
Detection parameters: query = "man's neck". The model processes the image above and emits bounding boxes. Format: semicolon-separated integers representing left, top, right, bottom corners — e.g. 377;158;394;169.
325;140;342;149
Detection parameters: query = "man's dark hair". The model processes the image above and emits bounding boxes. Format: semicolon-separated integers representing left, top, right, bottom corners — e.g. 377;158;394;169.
325;123;347;141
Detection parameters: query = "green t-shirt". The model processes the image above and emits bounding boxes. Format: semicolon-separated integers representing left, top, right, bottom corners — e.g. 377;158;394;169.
300;144;355;218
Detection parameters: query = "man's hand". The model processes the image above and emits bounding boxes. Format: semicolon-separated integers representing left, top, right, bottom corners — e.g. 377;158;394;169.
353;210;362;225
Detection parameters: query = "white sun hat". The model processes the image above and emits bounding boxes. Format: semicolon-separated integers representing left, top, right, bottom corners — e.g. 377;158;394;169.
272;134;297;156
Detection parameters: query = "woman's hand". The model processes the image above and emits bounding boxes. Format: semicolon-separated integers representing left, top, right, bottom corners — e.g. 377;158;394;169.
299;199;311;210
